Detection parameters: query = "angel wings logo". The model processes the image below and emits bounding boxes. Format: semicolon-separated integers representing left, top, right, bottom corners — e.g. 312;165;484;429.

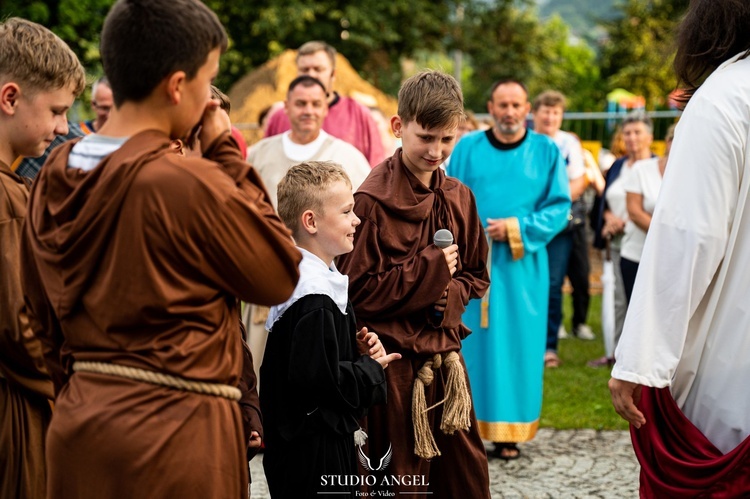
358;444;392;472
319;440;429;489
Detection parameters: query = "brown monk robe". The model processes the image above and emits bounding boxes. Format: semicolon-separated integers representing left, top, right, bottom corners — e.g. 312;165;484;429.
1;161;54;499
337;149;491;498
20;130;301;498
238;319;264;461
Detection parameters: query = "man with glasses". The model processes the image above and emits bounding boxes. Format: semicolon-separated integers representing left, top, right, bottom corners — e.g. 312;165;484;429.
80;76;113;134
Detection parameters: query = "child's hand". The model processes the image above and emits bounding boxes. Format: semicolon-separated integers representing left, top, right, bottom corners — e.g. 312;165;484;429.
247;430;262;449
433;288;449;313
441;244;459;275
199;98;231;153
376;351;402;370
356;327;384;359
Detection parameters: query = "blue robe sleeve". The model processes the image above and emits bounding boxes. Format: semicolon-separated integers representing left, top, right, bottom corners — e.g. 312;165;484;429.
517;146;571;254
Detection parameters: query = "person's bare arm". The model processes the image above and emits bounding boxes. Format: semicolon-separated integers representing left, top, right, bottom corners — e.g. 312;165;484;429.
626;192;652;232
569;175;587;200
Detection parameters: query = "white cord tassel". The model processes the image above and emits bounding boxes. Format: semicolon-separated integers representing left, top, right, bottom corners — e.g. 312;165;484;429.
354;428;368;447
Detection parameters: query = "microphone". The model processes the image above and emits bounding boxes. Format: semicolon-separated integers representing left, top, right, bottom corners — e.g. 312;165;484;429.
433;229;454;320
433;229;454;249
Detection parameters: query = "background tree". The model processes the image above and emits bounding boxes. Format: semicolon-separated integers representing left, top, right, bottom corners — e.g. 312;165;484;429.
0;0;693;115
2;0;455;96
2;0;111;74
453;1;601;111
204;0;454;94
598;0;690;108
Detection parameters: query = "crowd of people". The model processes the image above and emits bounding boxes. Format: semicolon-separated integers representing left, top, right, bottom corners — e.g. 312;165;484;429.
2;0;750;497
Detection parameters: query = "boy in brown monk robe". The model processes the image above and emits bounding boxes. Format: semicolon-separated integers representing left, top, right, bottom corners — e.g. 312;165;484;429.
19;0;301;497
0;18;85;499
337;70;491;497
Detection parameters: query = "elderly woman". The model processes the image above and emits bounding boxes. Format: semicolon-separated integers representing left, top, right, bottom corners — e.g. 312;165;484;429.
589;112;655;367
619;124;675;301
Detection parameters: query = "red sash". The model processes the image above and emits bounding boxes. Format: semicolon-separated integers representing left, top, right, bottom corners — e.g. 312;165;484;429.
632;387;750;498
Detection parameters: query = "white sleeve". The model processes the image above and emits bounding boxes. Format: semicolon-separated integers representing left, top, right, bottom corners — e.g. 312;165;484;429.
612;91;743;387
340;144;371;192
565;134;586;180
623;161;645;195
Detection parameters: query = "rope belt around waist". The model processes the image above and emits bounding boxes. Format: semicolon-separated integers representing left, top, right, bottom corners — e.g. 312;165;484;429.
72;361;242;401
411;351;472;460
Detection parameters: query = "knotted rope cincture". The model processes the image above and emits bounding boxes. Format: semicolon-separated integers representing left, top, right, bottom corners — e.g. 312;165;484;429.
412;351;472;459
72;361;242;401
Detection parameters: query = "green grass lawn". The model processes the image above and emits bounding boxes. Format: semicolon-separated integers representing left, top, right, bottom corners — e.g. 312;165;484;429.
540;294;629;430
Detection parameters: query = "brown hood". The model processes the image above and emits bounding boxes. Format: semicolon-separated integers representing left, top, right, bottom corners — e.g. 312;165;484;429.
356;148;458;229
25;130;173;319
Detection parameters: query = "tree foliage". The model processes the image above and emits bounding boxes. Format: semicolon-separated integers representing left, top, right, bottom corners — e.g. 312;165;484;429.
2;0;111;74
2;0;455;96
0;0;692;113
598;0;690;108
203;0;454;94
454;1;601;111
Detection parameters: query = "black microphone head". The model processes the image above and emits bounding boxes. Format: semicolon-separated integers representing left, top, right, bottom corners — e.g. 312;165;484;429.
433;229;454;249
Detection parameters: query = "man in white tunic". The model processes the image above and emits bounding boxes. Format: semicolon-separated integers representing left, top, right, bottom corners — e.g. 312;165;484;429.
610;0;750;495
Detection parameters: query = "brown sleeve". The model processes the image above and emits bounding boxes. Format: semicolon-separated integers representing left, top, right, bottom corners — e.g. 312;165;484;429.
433;191;490;331
0;217;55;399
338;200;451;321
203;131;273;207
237;320;263;460
197;133;301;306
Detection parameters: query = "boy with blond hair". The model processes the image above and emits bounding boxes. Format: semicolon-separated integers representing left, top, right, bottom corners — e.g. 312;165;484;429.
338;71;491;497
0;17;85;499
261;160;400;497
19;0;301;497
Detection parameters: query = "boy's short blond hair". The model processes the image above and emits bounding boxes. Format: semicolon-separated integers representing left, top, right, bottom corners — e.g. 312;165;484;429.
0;18;85;96
278;161;352;236
397;70;464;130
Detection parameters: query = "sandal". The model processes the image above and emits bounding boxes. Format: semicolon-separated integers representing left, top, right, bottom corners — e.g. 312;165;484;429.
544;351;561;368
587;356;614;368
492;442;521;460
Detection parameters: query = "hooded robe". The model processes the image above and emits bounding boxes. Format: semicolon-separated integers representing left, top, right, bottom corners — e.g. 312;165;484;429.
337;149;491;498
1;161;54;499
21;131;301;498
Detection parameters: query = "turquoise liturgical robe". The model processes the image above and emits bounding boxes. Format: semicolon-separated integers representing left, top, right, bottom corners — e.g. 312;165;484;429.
449;129;570;442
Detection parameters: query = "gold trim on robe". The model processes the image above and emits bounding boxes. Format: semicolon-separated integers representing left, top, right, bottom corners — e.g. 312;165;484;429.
505;217;524;260
477;419;539;443
480;234;491;328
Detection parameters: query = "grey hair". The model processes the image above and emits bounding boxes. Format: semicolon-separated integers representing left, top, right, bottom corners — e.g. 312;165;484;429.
621;111;653;135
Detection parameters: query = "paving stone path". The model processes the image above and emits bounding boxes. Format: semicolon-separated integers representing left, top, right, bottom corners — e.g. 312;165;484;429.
249;428;640;498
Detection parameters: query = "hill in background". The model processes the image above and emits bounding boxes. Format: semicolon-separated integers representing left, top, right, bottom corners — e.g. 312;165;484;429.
537;0;618;39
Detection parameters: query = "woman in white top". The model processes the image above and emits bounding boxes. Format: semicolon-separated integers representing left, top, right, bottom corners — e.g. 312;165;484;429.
588;112;654;367
619;124;674;301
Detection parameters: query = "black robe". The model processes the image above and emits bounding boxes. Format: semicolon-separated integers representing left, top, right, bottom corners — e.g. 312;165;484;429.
260;295;386;498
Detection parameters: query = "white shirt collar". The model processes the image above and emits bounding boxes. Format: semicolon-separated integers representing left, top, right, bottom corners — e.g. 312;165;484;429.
266;247;349;330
